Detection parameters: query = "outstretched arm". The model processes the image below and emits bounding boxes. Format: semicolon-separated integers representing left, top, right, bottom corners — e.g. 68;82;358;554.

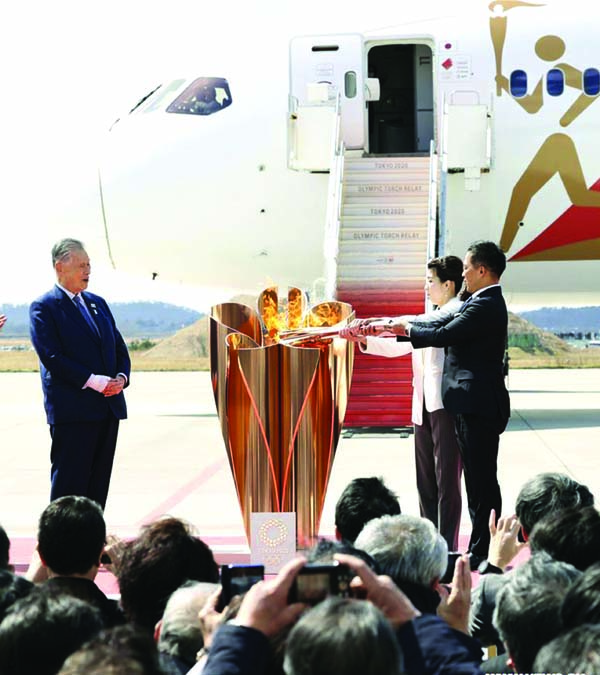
557;63;599;126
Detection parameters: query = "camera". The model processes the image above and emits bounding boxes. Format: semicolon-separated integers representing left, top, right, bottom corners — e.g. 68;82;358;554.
288;562;353;606
217;564;265;611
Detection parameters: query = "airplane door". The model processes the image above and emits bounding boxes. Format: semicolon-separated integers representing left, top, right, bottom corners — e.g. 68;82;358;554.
290;34;365;150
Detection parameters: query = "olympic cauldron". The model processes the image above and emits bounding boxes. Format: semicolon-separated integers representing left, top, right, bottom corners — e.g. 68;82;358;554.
209;287;354;546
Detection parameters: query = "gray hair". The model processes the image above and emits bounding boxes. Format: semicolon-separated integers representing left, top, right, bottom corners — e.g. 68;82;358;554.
354;514;448;586
158;581;219;665
283;597;402;675
493;552;581;672
51;238;86;266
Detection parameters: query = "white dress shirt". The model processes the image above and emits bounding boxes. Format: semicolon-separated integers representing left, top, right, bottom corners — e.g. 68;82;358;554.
360;297;463;425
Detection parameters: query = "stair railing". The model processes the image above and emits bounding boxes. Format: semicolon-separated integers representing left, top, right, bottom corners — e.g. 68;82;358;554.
324;92;345;300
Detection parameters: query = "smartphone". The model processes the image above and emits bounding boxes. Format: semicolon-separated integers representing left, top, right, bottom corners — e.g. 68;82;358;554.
217;564;265;610
288;562;353;606
440;552;461;584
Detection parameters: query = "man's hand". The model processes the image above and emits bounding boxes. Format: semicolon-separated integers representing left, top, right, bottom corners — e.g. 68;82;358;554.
437;554;471;634
363;317;410;337
339;319;369;342
488;510;527;570
103;375;126;397
199;587;227;650
102;534;127;573
495;74;509;93
334;553;420;628
233;556;307;636
339;318;385;342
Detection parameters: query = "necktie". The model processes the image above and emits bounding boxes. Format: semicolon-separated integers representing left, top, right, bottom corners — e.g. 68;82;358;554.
74;294;99;335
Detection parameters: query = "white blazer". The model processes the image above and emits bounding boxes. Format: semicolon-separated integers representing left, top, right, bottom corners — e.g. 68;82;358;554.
360;297;463;426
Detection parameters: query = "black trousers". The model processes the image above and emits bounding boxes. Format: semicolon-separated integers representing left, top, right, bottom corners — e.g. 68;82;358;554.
49;416;119;510
454;412;503;559
415;406;463;550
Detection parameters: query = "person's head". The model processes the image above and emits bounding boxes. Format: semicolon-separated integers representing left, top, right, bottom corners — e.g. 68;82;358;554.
0;524;9;570
283;597;402;675
426;255;463;306
306;538;379;572
334;477;400;544
59;624;164;675
157;581;219;667
37;495;106;577
534;35;566;62
0;570;34;623
493;553;581;673
0;587;103;675
561;562;600;630
200;85;216;102
52;238;90;294
515;472;594;540
117;517;219;632
463;240;506;292
534;624;600;675
529;506;600;571
354;514;447;588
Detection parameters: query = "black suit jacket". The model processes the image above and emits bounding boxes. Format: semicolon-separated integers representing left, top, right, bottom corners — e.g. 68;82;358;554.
30;286;130;425
408;286;510;429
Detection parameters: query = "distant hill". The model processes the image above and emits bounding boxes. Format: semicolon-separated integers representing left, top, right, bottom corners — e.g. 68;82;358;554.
518;306;600;334
0;302;202;338
141;317;209;360
508;312;572;355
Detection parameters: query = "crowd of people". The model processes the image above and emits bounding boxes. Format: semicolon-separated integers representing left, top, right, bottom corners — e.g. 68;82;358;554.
0;471;599;674
2;237;598;673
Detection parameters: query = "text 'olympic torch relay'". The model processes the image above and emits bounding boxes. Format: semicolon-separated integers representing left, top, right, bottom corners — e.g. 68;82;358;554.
209;287;355;546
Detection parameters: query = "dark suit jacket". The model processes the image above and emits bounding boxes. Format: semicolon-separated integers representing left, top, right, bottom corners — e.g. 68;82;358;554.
203;623;269;675
44;576;125;628
409;286;510;429
30;286;130;425
470;571;509;648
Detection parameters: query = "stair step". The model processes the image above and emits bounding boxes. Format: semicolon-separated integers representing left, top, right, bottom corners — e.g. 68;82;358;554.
338;239;428;252
343;192;429;204
344;157;430;171
340;218;429;229
343;173;429;185
335;149;431;429
341;205;428;217
344;173;429;183
337;258;426;270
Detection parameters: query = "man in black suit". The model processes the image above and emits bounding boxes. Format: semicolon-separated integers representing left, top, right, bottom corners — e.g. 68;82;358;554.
345;241;509;563
400;241;509;562
30;238;130;509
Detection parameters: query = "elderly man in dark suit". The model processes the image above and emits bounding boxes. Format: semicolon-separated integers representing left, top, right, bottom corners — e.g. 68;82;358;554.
342;241;509;565
30;238;130;510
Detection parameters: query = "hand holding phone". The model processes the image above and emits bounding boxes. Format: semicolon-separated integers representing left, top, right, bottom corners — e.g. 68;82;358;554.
288;562;353;606
217;564;265;611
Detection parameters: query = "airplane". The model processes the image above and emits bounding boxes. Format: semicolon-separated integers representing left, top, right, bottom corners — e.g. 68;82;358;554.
95;0;600;425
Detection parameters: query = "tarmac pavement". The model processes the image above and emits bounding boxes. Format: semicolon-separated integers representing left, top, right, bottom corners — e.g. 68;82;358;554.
2;369;599;574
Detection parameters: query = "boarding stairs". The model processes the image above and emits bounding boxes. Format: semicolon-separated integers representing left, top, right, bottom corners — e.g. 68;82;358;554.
332;151;436;428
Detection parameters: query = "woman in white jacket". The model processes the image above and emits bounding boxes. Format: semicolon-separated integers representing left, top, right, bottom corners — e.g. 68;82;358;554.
349;256;464;551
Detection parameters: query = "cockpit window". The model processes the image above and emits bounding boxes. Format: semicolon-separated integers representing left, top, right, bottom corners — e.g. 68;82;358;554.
166;77;232;116
137;80;187;114
129;85;163;114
